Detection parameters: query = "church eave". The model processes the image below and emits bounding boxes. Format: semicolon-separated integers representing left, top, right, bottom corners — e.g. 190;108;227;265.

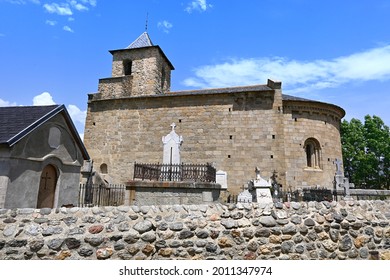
282;99;346;119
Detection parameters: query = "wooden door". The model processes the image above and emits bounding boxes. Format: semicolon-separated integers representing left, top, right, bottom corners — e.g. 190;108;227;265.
37;165;57;208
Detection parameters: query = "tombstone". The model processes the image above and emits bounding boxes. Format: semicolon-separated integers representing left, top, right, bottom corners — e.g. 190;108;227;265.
162;123;183;164
251;167;273;204
237;184;253;203
216;170;228;189
335;158;343;175
343;177;353;200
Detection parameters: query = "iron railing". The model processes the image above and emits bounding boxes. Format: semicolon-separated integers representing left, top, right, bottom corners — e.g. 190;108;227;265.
133;162;216;182
78;183;125;207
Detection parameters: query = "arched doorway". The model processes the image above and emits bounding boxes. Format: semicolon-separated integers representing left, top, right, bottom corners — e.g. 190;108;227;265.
37;164;58;208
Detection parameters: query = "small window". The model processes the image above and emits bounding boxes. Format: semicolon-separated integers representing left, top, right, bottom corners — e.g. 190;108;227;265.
48;127;61;149
100;163;108;174
124;60;132;76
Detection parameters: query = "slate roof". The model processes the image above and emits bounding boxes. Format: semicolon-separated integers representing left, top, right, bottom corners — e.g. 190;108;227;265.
0;105;57;144
0;104;89;159
170;84;272;96
126;32;153;49
282;94;313;102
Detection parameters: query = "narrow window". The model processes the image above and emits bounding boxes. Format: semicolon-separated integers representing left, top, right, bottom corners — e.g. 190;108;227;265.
124;60;132;76
306;144;313;167
161;67;166;92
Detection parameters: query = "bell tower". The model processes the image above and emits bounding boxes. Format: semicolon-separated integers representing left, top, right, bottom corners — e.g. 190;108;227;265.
97;32;174;99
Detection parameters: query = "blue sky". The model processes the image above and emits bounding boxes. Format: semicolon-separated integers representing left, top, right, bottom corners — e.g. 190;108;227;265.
1;0;390;138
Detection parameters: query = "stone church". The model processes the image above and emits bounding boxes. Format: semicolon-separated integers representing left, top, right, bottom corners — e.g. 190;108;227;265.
84;32;345;195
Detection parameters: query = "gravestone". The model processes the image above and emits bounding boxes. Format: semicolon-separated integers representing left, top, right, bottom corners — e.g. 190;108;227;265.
216;170;228;189
333;158;355;200
162;123;183;164
335;158;343;175
237;183;253;203
252;167;273;204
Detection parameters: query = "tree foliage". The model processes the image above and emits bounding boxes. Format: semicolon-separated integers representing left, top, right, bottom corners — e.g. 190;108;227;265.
341;115;390;189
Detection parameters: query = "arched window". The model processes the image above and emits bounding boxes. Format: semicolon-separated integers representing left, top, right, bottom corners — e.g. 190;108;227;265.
304;138;321;169
100;163;108;174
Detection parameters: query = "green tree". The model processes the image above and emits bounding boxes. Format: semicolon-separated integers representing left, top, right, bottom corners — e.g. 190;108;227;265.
341;115;390;189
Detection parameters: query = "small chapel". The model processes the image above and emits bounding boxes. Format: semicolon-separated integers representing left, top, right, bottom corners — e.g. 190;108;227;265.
0;105;89;208
83;32;345;196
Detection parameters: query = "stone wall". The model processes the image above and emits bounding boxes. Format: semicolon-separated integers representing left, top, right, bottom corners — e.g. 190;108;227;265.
282;101;344;190
85;84;345;195
1;200;390;260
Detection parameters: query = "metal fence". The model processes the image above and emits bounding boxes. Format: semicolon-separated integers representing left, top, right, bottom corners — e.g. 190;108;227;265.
78;183;126;207
133;162;216;182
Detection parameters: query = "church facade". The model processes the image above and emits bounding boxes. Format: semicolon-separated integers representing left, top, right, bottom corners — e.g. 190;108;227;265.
84;32;345;195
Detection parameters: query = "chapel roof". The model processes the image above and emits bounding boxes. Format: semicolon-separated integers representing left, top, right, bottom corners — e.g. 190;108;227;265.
0;105;58;144
0;104;89;159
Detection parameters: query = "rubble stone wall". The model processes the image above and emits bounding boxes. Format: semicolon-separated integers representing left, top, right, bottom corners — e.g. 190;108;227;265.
1;200;390;260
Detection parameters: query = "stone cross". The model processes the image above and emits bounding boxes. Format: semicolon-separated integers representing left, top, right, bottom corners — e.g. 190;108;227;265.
335;158;342;175
255;167;261;180
41;172;51;190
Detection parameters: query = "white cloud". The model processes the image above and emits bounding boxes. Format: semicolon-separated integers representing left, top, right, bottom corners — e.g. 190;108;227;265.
45;20;57;26
32;92;56;105
158;20;173;33
43;3;73;16
66;104;87;138
67;104;86;125
63;25;74;32
183;45;390;94
81;0;96;7
185;0;212;13
0;98;16;107
68;0;88;11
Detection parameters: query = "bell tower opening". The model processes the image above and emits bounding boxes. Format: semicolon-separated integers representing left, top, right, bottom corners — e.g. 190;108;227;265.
124;60;132;76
